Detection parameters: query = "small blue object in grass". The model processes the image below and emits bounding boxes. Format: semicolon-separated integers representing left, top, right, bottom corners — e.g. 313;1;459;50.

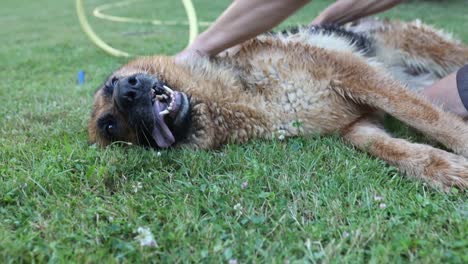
77;70;85;85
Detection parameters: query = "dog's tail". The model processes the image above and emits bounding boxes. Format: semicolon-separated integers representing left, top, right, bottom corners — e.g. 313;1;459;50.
358;19;467;77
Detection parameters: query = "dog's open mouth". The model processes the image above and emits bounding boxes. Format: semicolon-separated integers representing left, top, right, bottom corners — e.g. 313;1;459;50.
150;84;189;148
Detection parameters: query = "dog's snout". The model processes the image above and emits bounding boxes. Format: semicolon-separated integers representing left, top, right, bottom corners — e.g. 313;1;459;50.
115;74;154;108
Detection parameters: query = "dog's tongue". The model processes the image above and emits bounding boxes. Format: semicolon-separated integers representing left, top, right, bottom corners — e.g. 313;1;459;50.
152;102;175;148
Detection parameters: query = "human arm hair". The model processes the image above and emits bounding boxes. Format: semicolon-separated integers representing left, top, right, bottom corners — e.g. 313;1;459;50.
311;0;404;25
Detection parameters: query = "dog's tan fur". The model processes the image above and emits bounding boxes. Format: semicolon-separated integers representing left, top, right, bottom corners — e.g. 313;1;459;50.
89;20;468;190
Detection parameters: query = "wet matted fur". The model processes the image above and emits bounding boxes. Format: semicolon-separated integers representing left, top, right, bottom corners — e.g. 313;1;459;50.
89;19;468;190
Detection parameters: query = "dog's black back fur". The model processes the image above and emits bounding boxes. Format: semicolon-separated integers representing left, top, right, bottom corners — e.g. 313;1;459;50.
271;24;375;55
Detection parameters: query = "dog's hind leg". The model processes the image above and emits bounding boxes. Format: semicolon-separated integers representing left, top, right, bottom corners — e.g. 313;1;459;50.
342;117;468;190
334;74;468;157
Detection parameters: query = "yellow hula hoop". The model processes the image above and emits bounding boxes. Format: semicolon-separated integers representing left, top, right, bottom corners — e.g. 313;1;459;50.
75;0;201;57
181;0;199;45
92;0;211;27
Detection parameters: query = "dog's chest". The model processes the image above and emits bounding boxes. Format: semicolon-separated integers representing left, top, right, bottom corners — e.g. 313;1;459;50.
240;57;357;136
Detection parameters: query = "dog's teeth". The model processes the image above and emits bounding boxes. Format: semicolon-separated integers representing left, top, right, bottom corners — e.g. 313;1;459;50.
167;106;172;111
156;95;167;101
163;85;174;94
159;110;170;116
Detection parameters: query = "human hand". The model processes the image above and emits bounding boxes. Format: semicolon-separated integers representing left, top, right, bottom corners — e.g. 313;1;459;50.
174;48;209;65
217;44;243;58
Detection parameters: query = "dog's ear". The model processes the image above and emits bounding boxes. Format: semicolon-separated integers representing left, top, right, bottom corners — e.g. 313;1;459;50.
94;73;115;95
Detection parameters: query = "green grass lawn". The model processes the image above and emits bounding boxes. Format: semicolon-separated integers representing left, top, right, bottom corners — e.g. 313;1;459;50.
1;0;467;262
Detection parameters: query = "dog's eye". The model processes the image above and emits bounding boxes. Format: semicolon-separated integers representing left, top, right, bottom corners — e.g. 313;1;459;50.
105;123;115;136
97;115;118;139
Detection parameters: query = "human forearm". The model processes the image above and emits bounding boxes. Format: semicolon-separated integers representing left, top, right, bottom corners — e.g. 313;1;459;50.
188;0;310;56
311;0;404;25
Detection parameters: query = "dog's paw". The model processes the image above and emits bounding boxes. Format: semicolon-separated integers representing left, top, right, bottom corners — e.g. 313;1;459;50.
419;150;468;191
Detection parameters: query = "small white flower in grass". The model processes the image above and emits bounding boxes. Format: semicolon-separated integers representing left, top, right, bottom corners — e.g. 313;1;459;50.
342;231;350;238
374;195;384;201
241;181;248;189
233;203;243;216
229;259;238;264
132;182;143;193
156;151;162;157
379;203;387;209
304;238;312;250
276;129;286;140
135;227;158;247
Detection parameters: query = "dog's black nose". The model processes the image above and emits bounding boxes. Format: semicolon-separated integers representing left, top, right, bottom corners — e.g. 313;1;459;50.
124;75;142;89
115;74;154;108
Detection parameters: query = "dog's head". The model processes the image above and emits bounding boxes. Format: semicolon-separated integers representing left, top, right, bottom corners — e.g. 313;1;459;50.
88;57;192;149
